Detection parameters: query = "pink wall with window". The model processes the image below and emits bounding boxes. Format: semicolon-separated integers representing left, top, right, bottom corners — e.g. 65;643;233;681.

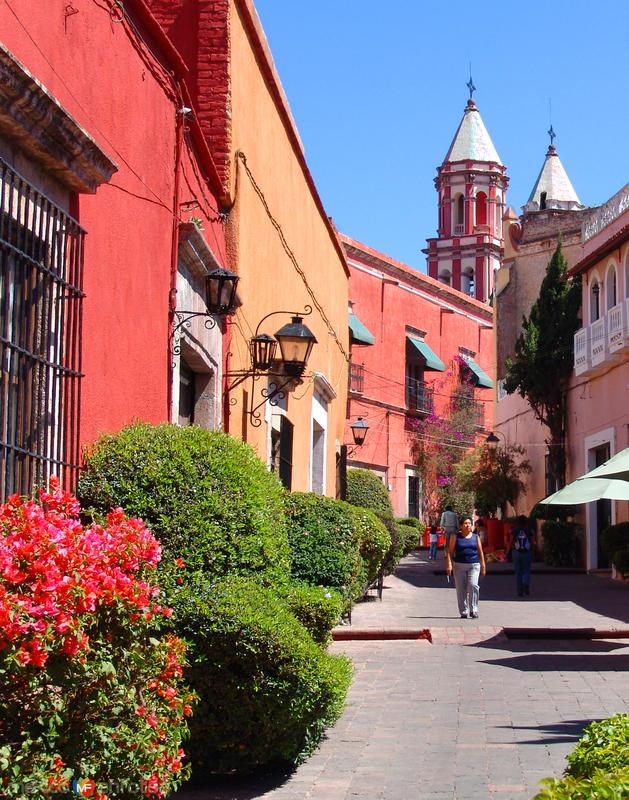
342;234;494;518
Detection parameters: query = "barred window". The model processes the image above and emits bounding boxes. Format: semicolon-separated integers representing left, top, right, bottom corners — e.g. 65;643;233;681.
0;158;84;499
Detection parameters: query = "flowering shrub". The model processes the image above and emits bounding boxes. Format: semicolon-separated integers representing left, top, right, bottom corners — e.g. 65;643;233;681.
0;480;193;799
407;359;479;520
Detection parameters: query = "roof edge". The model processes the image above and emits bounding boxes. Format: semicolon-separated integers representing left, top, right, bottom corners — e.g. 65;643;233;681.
235;0;350;278
340;233;492;320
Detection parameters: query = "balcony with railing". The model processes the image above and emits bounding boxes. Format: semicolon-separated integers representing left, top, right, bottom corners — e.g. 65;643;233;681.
453;223;465;236
574;299;629;377
406;378;434;414
348;362;364;394
450;392;485;428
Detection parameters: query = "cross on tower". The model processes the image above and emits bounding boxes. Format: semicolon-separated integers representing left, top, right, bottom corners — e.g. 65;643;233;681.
548;124;556;145
466;75;476;100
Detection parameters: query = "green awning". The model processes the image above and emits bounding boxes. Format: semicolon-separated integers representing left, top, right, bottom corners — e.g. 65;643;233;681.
461;356;493;388
349;311;375;345
407;336;445;372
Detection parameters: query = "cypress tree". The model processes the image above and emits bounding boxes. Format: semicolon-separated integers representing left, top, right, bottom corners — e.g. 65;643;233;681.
503;240;581;489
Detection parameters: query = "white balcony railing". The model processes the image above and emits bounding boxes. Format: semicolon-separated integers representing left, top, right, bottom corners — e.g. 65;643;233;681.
608;302;624;351
453;223;465;236
590;317;608;367
608;299;629;353
574;301;629;377
574;328;589;376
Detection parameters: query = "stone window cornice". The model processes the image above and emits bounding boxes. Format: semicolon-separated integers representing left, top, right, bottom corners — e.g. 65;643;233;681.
0;44;117;193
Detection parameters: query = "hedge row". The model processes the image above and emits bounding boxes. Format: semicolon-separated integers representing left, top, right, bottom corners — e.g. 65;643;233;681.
77;425;396;776
285;493;390;609
172;575;351;775
533;714;629;799
601;522;629;575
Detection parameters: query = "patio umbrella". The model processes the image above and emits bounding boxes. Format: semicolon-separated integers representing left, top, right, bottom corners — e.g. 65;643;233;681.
580;447;629;482
541;477;629;505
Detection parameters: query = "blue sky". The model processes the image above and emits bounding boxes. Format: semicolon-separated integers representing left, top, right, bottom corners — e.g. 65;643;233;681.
254;0;629;271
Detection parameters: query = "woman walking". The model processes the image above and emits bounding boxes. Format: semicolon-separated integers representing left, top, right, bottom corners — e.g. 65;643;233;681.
446;516;486;618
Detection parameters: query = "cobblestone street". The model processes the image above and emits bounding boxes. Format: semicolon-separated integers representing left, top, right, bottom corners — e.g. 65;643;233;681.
177;552;629;800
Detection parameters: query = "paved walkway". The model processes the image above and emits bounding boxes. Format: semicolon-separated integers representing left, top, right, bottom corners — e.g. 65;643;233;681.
175;551;629;800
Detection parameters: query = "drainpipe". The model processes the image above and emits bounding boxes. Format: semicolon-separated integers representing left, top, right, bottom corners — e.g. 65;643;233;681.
167;106;185;420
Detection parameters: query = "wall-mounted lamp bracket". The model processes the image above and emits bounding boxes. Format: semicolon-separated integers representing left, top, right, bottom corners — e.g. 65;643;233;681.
225;305;316;427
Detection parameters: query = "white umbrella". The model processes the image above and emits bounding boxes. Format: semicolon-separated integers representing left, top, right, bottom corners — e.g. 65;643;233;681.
580;447;629;482
542;477;629;505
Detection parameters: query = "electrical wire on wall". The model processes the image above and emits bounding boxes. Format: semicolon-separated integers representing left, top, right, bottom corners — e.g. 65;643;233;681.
235;151;350;364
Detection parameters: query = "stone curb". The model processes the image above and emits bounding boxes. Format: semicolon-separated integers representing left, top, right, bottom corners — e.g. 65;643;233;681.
331;628;432;642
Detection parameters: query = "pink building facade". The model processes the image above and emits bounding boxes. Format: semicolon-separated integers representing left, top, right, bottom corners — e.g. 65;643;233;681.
569;183;629;569
342;235;494;518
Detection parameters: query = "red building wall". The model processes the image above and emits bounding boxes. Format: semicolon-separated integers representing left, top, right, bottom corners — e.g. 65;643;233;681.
342;235;494;518
0;1;226;454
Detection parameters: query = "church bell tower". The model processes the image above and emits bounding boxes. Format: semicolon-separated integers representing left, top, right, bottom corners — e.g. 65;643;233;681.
425;84;508;302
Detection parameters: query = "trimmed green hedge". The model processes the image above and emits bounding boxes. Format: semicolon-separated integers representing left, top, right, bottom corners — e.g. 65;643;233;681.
396;517;423;530
279;583;344;646
601;522;629;575
286;493;361;604
541;520;582;567
376;513;403;573
285;493;390;607
397;523;422;555
566;714;629;779
533;768;629;799
346;468;393;516
172;575;352;774
78;424;290;582
533;714;629;798
350;506;392;585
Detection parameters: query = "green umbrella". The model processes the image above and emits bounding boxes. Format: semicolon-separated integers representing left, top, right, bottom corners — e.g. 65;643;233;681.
542;477;629;505
581;447;629;482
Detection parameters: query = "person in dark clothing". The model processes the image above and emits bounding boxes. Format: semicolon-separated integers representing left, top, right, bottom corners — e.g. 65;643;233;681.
445;516;486;618
509;515;535;597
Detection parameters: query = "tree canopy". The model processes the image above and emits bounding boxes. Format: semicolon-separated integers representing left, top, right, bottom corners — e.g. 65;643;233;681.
503;240;581;488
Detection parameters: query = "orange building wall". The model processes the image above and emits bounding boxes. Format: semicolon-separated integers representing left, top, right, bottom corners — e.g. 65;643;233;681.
224;0;349;494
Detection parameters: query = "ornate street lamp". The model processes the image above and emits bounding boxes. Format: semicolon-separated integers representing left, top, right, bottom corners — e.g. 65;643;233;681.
274;315;317;377
205;267;239;316
350;417;370;447
226;305;317;426
249;333;277;372
485;431;501;449
170;267;239;364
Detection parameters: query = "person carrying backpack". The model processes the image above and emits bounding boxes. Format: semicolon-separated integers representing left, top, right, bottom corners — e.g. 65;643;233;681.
509;515;535;597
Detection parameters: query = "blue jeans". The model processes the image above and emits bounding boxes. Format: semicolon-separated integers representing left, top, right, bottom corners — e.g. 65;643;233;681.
453;561;480;616
513;549;532;595
429;542;438;560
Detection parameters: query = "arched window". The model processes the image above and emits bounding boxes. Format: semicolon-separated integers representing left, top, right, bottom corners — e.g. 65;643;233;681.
540;191;547;210
461;267;475;297
590;278;601;323
475;192;487;226
606;264;617;310
455;194;464;226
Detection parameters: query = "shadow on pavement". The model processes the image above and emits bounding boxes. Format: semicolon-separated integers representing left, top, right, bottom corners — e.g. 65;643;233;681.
174;764;294;800
480;652;629;671
470;632;629;652
498;718;597;746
